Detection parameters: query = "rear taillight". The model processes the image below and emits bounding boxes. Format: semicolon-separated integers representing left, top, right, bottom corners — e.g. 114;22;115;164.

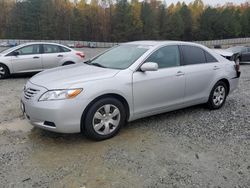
76;52;85;59
234;60;241;78
235;61;240;72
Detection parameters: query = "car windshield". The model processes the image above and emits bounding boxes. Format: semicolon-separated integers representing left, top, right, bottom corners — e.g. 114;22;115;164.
87;45;149;69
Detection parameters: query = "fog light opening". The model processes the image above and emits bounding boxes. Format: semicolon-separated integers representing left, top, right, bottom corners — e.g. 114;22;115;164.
44;121;56;127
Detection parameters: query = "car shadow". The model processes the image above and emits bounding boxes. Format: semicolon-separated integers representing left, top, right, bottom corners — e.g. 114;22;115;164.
27;104;208;144
9;72;39;79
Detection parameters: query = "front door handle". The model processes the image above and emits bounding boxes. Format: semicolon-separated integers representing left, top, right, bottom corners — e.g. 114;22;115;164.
57;55;63;57
176;71;185;76
33;56;40;59
213;66;220;70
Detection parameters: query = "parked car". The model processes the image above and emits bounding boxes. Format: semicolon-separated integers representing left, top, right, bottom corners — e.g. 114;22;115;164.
214;46;250;63
88;42;97;48
21;41;240;140
0;41;17;47
67;44;75;48
0;42;85;79
75;43;85;48
0;42;9;47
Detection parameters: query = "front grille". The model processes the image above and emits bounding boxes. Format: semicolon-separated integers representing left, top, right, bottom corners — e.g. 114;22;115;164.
24;88;40;100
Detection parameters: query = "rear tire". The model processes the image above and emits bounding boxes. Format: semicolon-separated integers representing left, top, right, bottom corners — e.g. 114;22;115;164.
207;81;228;110
83;97;126;140
0;64;10;79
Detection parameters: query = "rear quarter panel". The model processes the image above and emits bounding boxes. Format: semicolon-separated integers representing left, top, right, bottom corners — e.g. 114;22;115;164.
59;52;82;65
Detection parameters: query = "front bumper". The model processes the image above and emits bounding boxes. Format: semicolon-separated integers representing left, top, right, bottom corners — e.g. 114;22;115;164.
21;82;87;133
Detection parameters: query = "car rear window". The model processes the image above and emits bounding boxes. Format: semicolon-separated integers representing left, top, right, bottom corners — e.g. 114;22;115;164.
60;47;71;52
204;51;218;63
180;45;206;65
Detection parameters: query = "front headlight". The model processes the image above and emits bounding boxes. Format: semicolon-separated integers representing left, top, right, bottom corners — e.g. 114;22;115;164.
39;89;83;101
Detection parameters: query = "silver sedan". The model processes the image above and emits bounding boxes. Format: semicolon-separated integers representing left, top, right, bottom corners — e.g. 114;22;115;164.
21;41;240;140
0;42;85;78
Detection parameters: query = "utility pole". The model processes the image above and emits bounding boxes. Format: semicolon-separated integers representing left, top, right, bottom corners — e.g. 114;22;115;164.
68;23;71;40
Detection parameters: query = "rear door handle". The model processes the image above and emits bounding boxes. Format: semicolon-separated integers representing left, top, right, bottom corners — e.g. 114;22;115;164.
213;66;220;70
57;55;63;57
176;71;185;76
33;56;40;59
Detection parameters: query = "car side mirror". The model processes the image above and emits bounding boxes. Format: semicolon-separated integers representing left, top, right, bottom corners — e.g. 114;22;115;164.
13;51;19;56
140;62;158;72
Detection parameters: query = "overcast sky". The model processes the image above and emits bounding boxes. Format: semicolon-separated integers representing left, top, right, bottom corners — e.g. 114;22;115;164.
165;0;249;6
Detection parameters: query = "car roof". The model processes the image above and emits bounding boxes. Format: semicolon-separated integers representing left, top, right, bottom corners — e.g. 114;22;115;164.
19;42;67;46
124;40;205;48
0;42;71;55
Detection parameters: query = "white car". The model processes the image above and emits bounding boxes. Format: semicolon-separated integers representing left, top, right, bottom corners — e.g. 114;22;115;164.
0;42;85;79
21;41;240;140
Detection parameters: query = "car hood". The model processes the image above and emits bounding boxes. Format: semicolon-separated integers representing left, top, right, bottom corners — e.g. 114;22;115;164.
29;64;120;89
213;49;234;57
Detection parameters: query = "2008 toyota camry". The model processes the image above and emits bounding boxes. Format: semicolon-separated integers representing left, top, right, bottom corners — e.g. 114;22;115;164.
21;41;240;140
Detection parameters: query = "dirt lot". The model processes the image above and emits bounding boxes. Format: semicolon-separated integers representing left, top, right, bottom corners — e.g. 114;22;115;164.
0;48;250;187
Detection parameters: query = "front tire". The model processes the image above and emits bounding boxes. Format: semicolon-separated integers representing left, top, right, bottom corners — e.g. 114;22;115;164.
0;64;9;79
207;81;228;110
83;97;126;140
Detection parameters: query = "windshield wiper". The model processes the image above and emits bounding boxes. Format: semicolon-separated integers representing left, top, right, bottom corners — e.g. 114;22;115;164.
83;60;106;68
91;63;107;68
83;59;91;64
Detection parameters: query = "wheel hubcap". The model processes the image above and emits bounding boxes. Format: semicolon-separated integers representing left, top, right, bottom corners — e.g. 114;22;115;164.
0;66;5;77
213;85;226;106
92;104;120;135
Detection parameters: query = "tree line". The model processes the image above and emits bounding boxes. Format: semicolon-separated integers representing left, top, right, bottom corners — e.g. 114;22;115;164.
0;0;249;42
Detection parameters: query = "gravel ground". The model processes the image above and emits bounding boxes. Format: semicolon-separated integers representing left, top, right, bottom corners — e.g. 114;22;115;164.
0;49;249;187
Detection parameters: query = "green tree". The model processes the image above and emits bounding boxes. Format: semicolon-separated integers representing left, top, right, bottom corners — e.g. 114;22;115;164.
213;8;242;39
240;7;250;37
140;1;158;39
131;0;143;40
1;0;249;41
179;4;193;40
112;0;133;42
198;7;218;40
165;12;184;40
158;4;168;40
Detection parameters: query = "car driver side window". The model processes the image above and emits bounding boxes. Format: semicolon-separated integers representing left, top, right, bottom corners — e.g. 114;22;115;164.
145;45;180;69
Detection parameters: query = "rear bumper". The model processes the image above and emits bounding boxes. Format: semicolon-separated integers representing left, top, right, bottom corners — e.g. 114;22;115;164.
229;76;240;94
237;71;241;78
